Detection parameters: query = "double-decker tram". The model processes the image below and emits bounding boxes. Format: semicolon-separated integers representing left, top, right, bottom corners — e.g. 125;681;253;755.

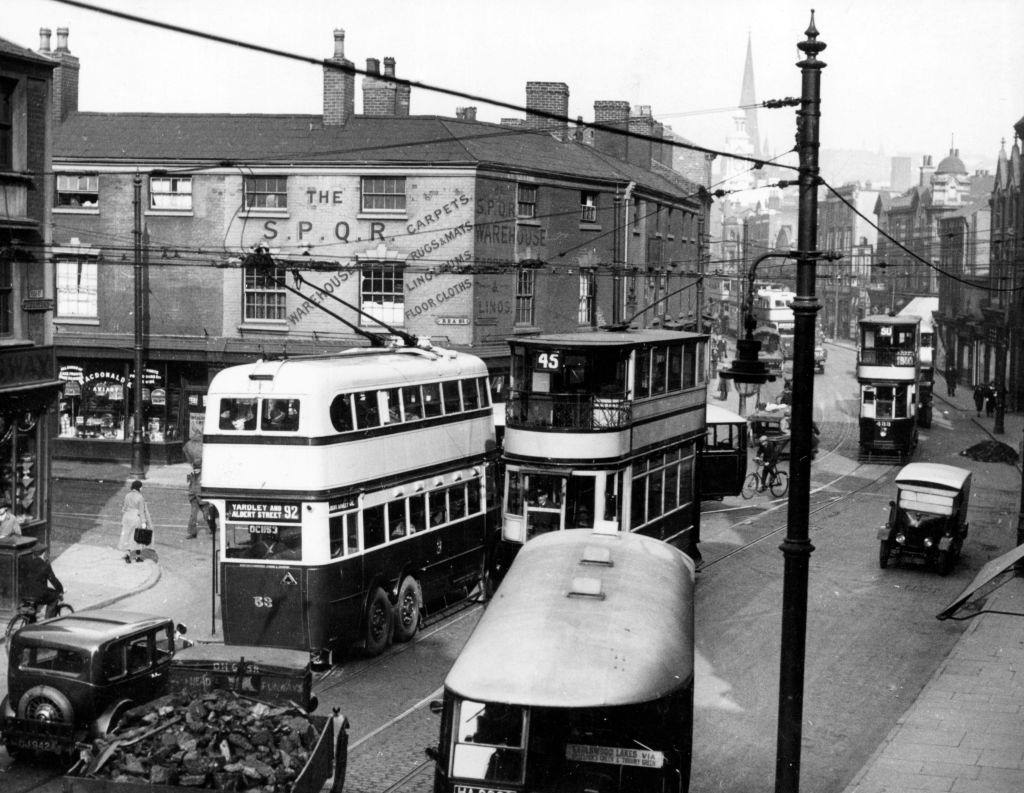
857;314;921;461
700;404;748;498
498;328;707;567
201;344;498;662
751;325;784;377
428;528;695;793
898;305;935;428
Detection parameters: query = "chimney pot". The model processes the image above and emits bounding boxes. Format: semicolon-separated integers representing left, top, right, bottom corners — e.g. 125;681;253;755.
383;57;396;77
332;29;345;58
366;57;380;75
39;28;52;53
456;107;477;121
55;27;69;52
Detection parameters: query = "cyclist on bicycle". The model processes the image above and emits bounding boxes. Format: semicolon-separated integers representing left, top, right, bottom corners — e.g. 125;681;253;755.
20;546;64;619
754;435;778;492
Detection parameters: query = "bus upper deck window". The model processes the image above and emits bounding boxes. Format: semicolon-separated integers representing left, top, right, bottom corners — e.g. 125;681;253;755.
422;383;442;418
330;394;354;432
263;399;299;431
402;386;424;421
354;391;380;428
442;381;462;414
383;389;402;424
463;379;481;410
219;399;257;431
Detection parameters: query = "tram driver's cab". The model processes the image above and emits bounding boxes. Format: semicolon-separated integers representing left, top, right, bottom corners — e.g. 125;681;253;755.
503;470;620;543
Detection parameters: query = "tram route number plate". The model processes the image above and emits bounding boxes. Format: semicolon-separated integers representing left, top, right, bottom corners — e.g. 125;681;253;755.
565;743;665;768
454;787;514;793
227;500;301;523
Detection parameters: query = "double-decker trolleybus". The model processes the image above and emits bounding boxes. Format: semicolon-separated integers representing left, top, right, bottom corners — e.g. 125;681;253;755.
857;314;921;461
428;528;695;793
201;343;498;662
498;328;707;569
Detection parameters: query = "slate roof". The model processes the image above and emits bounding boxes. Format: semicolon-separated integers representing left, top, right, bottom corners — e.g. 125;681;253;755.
0;35;58;66
55;112;702;202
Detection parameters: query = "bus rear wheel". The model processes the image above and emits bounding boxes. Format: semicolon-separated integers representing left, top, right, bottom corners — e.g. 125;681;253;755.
363;587;394;656
393;577;422;643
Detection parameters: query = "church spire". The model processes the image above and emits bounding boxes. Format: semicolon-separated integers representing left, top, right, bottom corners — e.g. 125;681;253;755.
740;33;762;160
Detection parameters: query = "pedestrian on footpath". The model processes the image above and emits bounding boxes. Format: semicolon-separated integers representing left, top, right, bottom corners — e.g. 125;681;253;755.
986;381;997;418
186;467;209;539
973;383;986;416
119;479;153;564
0;500;21;538
946;364;957;396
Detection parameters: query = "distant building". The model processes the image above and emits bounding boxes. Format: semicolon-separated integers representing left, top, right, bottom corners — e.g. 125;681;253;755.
989;134;1022;408
46;28;710;463
0;32;60;549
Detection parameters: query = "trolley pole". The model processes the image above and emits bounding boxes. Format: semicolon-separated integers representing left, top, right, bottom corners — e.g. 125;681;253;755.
775;14;825;793
129;172;146;480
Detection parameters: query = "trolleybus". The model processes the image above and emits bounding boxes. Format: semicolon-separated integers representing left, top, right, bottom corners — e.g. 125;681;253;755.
857;314;920;461
201;344;498;662
428;528;695;793
498;328;707;568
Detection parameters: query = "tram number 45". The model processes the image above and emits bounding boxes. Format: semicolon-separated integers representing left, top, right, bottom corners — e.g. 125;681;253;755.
535;351;562;370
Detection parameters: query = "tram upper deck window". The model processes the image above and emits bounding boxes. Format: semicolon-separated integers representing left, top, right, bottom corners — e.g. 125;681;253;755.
330;394;355;432
402;385;424;421
452;699;526;785
354;391;381;428
463;379;481;410
219;398;257;431
422;383;443;417
442;380;462;413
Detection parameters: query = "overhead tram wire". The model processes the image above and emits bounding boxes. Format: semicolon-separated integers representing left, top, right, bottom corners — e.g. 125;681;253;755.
54;0;800;173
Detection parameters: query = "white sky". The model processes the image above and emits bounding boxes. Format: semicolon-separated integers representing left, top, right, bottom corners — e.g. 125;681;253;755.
5;0;1023;176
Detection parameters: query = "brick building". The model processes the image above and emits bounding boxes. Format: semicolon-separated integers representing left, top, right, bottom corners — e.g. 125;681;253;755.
0;32;60;550
46;29;710;463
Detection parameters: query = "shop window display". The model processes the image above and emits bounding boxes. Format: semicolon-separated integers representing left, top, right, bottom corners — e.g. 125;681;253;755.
0;411;41;525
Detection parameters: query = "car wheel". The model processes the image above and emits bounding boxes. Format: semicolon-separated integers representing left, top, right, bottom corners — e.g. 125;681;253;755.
937;550;954;576
878;540;891;569
392;577;422;643
16;686;74;725
363;587;393;657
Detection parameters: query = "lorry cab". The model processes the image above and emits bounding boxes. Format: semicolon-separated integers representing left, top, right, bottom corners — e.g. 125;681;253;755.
878;463;971;575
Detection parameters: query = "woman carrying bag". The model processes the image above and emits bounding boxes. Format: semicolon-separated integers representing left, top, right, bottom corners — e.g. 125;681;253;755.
119;479;154;563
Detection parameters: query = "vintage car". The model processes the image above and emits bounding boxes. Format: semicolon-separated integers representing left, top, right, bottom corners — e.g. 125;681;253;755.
877;463;971;575
0;610;182;757
814;344;827;373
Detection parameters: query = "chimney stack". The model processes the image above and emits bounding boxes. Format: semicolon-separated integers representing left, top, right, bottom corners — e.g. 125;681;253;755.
627;105;654;169
455;107;477;121
592;100;630;160
362;56;410;117
525;82;569;136
46;27;79;122
919;154;935;186
323;28;355;126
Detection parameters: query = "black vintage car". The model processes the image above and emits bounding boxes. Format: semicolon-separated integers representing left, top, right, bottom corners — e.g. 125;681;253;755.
1;610;181;757
877;463;972;575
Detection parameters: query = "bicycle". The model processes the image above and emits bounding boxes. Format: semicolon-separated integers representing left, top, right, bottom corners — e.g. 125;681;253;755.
5;592;74;639
741;465;790;499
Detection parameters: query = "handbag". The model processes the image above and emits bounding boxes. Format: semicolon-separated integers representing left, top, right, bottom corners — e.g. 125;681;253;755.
134;525;153;546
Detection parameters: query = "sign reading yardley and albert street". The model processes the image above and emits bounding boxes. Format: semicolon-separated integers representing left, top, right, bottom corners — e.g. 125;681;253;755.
225;501;302;523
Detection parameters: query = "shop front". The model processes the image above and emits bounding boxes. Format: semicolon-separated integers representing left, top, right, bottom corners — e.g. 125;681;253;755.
0;345;61;549
54;357;210;463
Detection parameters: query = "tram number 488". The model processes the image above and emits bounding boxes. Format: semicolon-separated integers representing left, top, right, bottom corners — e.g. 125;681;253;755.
535;351;562;370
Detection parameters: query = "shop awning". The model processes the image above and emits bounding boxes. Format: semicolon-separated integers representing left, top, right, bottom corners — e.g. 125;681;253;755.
936;544;1024;620
0;380;64;414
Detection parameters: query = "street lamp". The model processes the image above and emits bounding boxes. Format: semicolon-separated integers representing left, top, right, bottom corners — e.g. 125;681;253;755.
718;250;792;412
771;15;826;793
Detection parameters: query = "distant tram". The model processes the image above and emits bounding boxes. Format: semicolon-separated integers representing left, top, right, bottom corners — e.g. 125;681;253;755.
201;345;498;663
751;325;785;377
498;328;707;568
897;306;935;428
857;315;920;460
428;529;695;793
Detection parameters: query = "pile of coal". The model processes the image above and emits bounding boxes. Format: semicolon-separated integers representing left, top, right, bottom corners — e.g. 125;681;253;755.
960;439;1019;464
78;690;318;791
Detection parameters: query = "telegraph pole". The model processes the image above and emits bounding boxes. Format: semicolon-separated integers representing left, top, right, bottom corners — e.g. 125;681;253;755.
129;172;146;480
775;13;825;793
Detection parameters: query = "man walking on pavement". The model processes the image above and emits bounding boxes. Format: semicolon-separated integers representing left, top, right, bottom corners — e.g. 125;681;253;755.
973;382;986;417
186;467;209;539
